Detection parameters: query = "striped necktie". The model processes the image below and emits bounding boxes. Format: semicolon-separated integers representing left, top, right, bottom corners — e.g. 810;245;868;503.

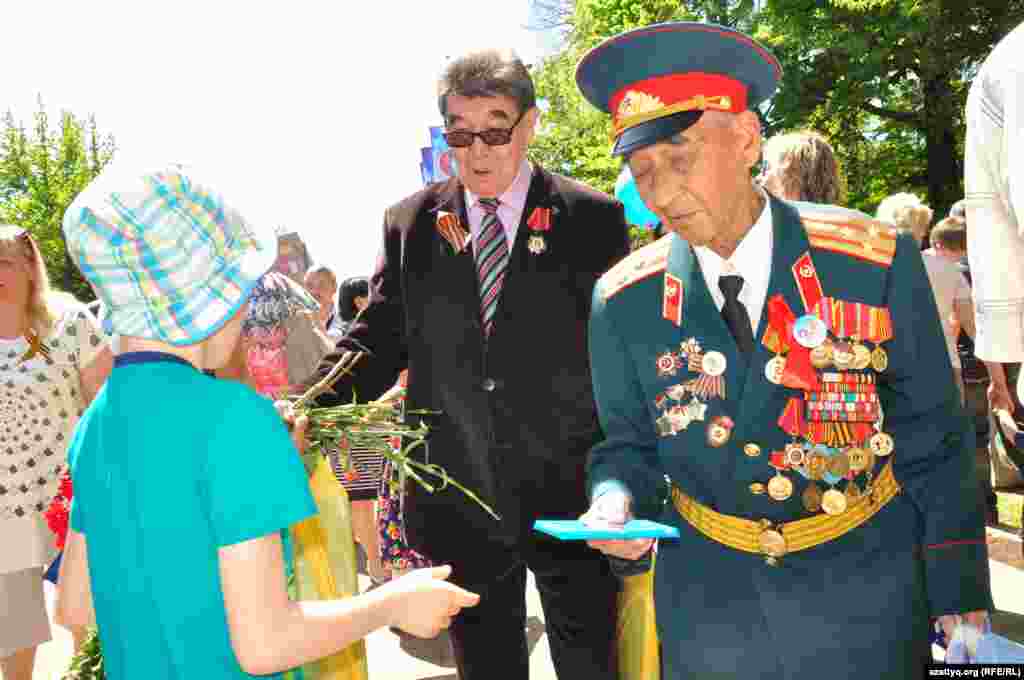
476;198;509;337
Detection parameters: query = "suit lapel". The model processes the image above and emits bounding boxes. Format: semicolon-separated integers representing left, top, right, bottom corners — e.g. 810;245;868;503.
734;197;814;437
430;179;486;334
488;166;551;337
668;234;747;408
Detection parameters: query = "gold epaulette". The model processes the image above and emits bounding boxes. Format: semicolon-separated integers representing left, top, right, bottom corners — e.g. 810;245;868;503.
798;205;898;267
600;235;672;300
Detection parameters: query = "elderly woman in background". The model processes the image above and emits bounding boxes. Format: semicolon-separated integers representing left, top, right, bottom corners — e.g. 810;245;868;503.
0;225;111;680
759;129;844;204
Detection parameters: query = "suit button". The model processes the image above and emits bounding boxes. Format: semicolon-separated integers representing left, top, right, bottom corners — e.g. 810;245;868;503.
482;378;497;392
744;443;762;458
749;483;766;496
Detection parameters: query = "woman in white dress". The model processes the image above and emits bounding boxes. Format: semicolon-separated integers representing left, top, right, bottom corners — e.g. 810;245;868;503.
0;225;111;680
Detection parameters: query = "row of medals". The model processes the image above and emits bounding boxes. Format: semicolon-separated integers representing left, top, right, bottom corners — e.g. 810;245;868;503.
759;318;894;518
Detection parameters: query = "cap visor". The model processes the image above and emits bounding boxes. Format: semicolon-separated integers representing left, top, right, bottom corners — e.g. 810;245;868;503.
613;110;703;157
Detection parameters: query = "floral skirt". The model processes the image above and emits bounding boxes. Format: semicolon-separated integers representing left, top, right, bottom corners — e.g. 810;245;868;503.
376;460;431;571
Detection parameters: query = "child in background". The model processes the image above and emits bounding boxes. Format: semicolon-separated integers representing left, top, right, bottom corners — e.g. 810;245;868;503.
54;163;478;680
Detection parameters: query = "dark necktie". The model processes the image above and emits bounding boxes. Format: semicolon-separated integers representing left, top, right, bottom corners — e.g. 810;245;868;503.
719;274;755;355
475;198;509;337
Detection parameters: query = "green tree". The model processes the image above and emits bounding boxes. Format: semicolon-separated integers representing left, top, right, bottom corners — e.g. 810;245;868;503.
0;100;116;299
530;0;1024;218
758;0;1024;216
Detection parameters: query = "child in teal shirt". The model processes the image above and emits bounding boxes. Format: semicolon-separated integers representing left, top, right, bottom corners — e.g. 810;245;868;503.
55;163;478;679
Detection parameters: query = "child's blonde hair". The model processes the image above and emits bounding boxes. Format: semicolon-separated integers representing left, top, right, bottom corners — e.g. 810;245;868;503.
0;224;77;337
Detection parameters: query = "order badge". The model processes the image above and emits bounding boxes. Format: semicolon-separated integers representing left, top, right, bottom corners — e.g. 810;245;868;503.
702;351;727;377
793;315;827;349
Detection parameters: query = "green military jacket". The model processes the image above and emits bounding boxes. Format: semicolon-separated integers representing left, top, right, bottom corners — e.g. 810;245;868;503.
588;196;992;679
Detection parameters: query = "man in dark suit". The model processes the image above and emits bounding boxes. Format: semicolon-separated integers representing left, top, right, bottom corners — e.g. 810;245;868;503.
320;48;629;680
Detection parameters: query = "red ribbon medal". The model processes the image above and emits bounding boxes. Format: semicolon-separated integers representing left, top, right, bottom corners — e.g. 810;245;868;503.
766;295;819;391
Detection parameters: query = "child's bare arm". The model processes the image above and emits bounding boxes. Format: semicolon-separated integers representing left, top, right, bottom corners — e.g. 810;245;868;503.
55;528;95;628
218;532;478;675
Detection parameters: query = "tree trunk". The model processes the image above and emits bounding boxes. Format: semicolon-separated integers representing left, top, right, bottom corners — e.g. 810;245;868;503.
922;75;961;221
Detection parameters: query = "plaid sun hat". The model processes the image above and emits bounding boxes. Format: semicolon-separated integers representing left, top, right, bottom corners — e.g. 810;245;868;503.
62;162;277;345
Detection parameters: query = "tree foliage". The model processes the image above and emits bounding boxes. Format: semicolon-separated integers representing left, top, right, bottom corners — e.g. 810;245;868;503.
529;0;1024;218
0;101;116;300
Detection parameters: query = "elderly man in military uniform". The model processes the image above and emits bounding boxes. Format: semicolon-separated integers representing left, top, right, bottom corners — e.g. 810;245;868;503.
575;22;993;679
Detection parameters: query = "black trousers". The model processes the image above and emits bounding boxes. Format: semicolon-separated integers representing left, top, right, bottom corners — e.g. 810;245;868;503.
448;537;619;680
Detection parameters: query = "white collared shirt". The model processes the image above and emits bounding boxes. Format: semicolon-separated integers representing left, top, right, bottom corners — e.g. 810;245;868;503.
693;187;774;335
965;22;1024;365
465;160;533;253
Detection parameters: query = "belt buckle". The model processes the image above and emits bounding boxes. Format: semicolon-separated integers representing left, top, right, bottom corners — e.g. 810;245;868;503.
758;521;788;566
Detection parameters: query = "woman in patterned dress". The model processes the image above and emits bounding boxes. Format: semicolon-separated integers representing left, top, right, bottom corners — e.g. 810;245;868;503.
0;225;111;680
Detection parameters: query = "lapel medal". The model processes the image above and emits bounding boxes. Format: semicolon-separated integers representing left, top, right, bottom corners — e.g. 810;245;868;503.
765;355;786;384
701;351;727;377
656;351;681;378
810;341;833;369
852;342;872;370
706;415;734;447
793;315;827;349
435;211;468;254
869;432;894;457
871;346;889;372
528;234;547;255
526;207;552;255
821;488;848;516
768;472;794;501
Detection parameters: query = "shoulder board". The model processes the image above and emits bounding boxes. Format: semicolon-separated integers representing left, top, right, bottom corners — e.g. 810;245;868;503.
600;235;673;300
794;202;898;268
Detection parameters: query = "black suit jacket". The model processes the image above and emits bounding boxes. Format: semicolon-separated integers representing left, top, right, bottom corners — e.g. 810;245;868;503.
322;164;629;581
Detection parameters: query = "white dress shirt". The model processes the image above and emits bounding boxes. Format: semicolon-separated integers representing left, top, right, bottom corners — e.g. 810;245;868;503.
966;22;1024;365
694;188;774;336
465;160;533;254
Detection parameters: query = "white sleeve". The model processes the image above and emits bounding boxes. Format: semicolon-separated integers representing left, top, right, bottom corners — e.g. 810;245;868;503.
966;66;1024;362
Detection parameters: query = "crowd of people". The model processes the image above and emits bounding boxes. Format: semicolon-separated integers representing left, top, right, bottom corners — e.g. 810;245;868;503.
2;15;1024;680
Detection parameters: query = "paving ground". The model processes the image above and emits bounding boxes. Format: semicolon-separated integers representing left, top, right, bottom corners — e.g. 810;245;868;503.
25;432;1024;680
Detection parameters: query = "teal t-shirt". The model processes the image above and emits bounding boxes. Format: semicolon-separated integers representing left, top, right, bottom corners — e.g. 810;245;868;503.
69;358;316;680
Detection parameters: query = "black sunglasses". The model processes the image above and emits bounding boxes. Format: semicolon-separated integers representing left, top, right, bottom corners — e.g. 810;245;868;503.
443;108;527;148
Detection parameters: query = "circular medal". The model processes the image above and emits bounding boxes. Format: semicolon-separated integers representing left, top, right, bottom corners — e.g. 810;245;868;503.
810;342;833;369
656;352;678;377
702;351;727;377
768;473;794;501
707;419;733;448
869;432;895;457
806;452;827;481
852;343;872;370
749;482;767;496
743;442;762;458
821;488;848;516
826;451;850;478
846;446;873;474
784;442;807;467
871;346;889;372
793;315;827;349
765;356;786;384
844;480;862;503
802;483;823;513
832;341;855;369
527;234;547;255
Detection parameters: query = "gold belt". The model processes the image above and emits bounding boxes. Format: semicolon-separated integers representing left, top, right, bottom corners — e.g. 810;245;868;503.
671;462;900;564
